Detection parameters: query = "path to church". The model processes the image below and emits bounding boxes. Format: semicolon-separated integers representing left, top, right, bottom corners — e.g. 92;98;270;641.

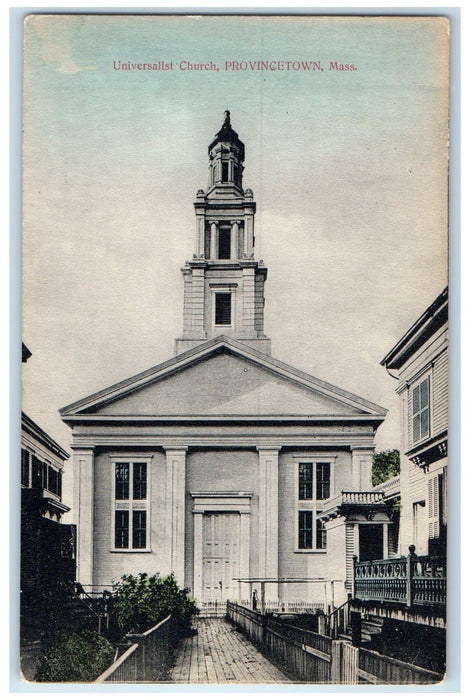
168;618;291;683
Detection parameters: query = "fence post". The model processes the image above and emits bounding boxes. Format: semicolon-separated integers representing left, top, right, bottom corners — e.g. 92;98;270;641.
341;642;358;684
331;640;342;682
406;544;416;607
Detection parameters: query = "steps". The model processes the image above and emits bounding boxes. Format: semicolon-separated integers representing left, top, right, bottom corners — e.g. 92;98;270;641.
339;614;384;645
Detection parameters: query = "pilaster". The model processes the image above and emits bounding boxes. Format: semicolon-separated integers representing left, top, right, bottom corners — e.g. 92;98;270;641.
258;446;280;599
351;446;374;490
242;268;256;332
191;268;205;335
164;447;187;586
73;448;94;587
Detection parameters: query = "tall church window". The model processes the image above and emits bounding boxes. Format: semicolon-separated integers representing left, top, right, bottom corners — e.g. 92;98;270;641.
113;459;150;550
412;376;430;443
295;456;334;551
218;228;231;259
215;293;232;325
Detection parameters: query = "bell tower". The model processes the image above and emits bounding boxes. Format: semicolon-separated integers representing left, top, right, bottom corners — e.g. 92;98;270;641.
175;112;271;355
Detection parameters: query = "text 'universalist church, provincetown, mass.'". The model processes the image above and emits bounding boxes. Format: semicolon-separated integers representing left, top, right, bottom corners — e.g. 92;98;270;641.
112;59;358;72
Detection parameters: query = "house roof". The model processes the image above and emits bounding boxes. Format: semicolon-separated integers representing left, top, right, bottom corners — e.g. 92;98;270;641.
381;287;448;371
21;412;70;460
60;335;387;423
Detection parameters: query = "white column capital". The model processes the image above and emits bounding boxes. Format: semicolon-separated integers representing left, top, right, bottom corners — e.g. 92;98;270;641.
163;446;188;455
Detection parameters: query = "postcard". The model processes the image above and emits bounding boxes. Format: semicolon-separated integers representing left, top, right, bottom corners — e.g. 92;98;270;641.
20;14;449;685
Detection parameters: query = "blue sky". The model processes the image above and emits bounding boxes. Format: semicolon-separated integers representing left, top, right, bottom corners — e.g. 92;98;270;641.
22;15;449;505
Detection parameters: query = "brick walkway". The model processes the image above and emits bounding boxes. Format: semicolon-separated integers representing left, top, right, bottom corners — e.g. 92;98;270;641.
169;617;291;684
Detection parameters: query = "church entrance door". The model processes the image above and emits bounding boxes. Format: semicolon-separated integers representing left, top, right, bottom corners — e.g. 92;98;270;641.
202;512;240;602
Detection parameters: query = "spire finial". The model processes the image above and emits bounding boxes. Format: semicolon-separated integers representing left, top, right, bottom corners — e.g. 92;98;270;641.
223;110;231;125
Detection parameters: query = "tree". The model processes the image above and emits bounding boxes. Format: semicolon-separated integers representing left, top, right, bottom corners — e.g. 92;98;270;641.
372;449;400;486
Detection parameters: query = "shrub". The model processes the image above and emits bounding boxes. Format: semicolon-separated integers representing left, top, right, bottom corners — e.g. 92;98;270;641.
112;573;198;635
35;631;114;682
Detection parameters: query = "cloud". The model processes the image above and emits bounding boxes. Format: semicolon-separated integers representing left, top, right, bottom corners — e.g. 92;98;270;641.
28;15;97;74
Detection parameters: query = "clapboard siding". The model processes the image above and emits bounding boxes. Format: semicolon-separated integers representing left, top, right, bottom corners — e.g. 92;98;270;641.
345;523;355;591
432;351;448;435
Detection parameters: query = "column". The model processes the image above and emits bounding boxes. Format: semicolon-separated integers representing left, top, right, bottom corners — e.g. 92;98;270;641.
73;448;94;588
164;447;187;587
258;447;280;601
383;523;389;559
230;220;239;259
210;221;218;259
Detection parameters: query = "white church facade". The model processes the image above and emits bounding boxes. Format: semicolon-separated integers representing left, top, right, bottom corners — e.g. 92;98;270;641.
60;113;389;609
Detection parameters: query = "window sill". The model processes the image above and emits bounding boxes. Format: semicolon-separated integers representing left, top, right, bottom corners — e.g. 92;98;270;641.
109;549;152;554
294;549;327;554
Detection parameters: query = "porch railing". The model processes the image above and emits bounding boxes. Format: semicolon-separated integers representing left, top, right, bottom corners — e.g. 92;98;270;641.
353;551;446;608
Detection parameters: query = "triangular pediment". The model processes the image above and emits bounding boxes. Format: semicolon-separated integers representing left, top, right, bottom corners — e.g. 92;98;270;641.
60;337;386;420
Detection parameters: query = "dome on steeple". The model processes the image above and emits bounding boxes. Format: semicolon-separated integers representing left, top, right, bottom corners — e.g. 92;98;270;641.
208;110;245;161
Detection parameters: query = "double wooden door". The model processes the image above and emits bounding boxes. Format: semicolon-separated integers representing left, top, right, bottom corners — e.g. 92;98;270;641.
202;512;241;602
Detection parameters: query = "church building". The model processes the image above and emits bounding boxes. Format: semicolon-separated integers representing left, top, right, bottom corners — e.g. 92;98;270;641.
60;113;389;609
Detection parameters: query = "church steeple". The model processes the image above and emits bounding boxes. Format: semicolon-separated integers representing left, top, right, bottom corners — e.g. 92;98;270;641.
207;110;245;191
175;112;271;355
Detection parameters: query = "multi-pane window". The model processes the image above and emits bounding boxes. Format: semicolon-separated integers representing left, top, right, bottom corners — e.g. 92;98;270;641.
215;293;232;325
296;458;333;550
113;461;149;550
29;452;61;496
299;463;313;500
298;511;313;549
412;377;430;443
316;519;327;550
21;448;30;487
316;463;331;500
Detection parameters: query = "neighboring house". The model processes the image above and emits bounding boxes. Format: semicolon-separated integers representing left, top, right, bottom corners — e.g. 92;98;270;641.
346;290;448;672
60;113;388;609
381;287;448;558
21;347;76;640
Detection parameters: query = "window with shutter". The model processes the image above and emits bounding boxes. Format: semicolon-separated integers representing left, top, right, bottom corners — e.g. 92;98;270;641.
412;376;430;443
215;293;232;325
428;474;440;542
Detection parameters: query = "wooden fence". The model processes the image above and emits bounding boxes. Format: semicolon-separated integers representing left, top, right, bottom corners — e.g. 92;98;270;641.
94;614;175;683
226;602;442;685
357;647;443;684
227;602;345;683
